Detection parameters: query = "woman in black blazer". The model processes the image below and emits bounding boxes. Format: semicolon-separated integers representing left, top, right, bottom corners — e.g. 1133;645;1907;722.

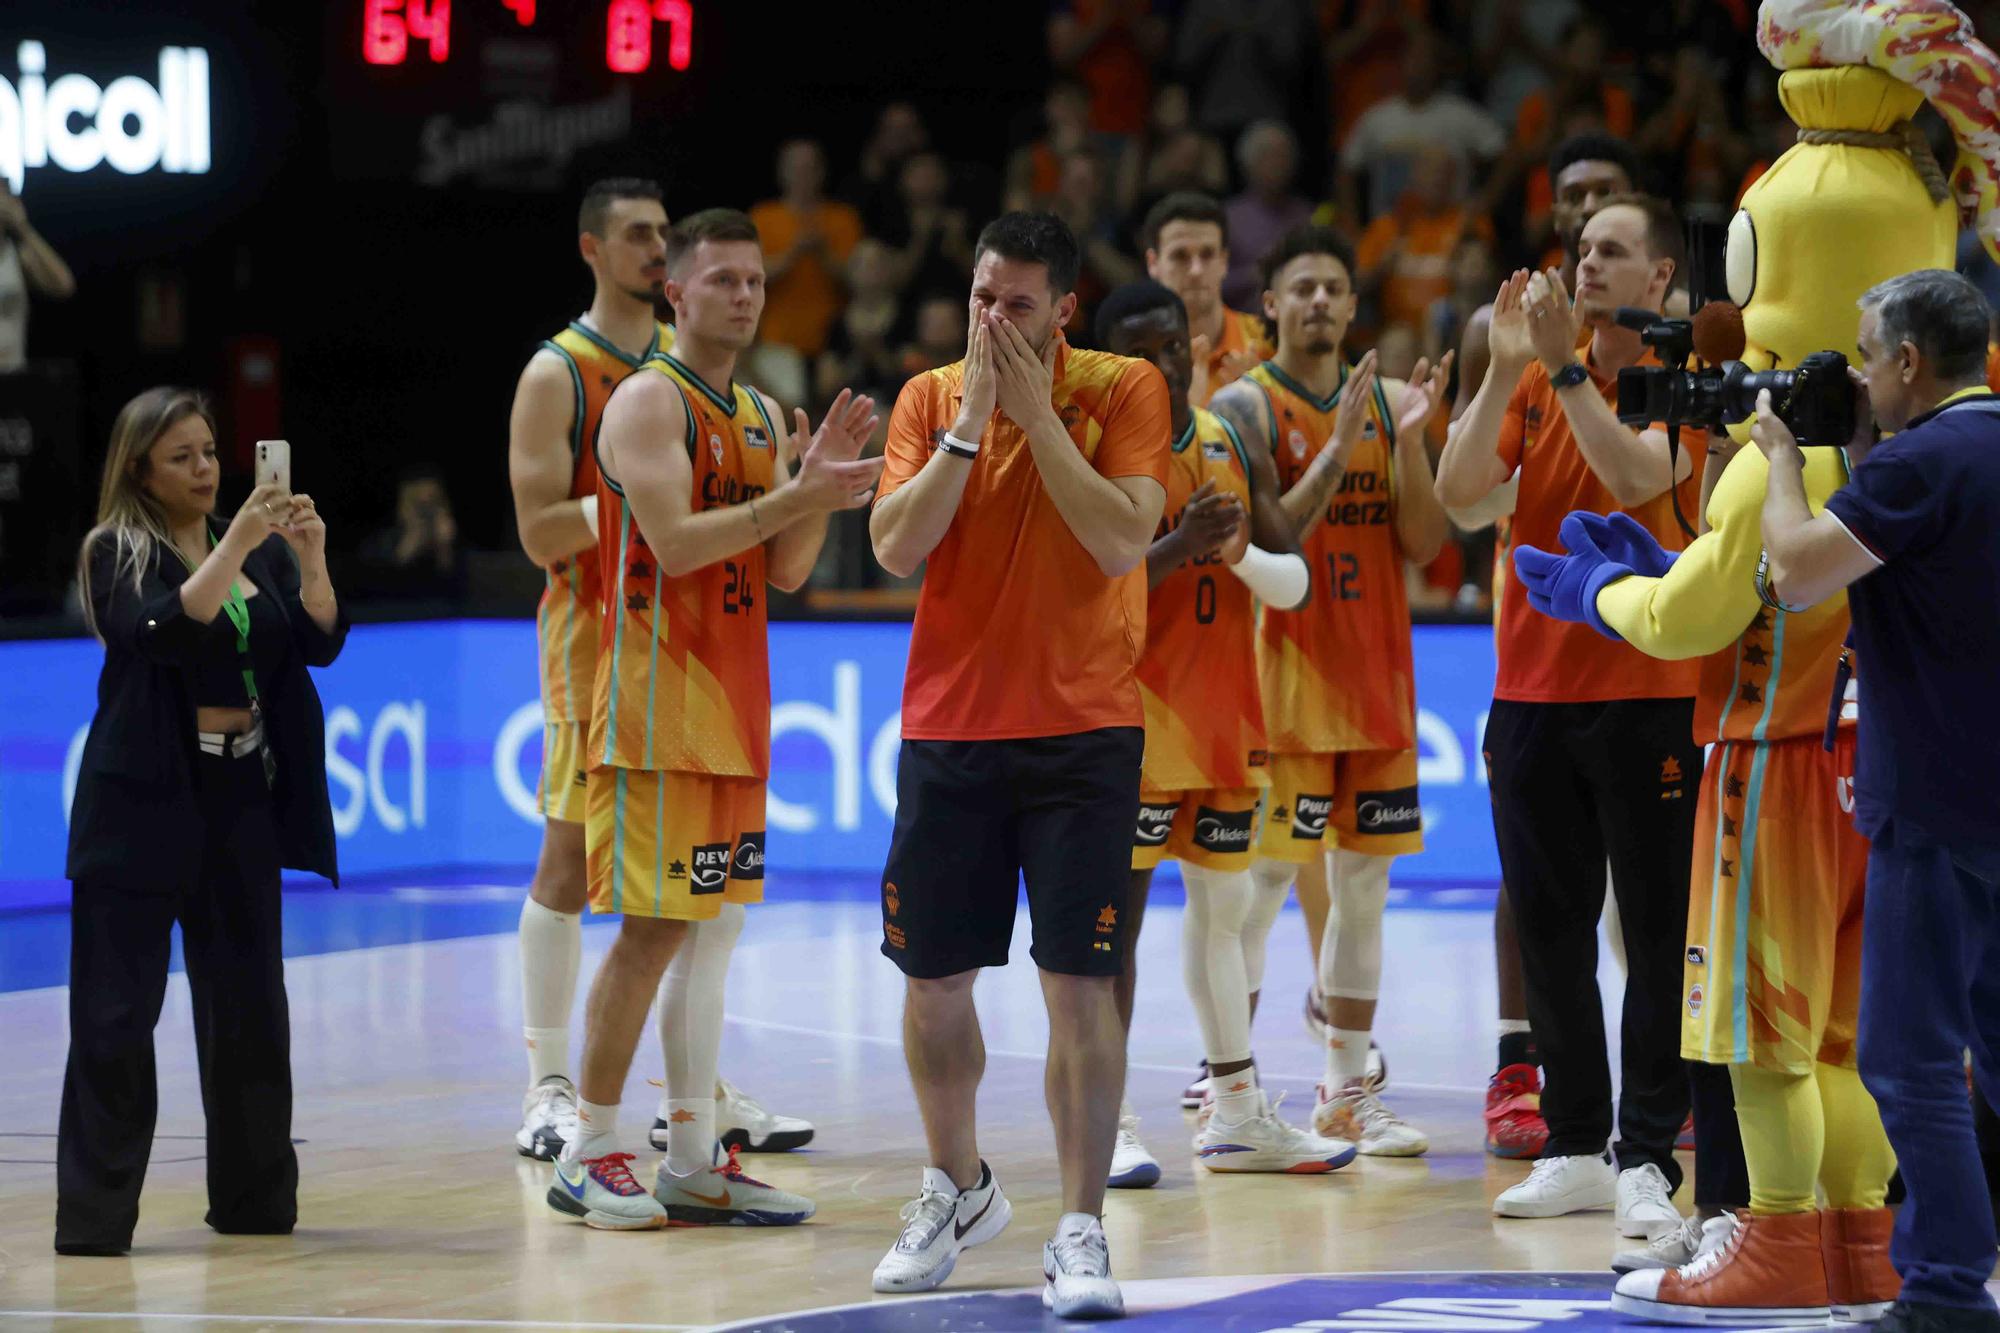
57;387;348;1256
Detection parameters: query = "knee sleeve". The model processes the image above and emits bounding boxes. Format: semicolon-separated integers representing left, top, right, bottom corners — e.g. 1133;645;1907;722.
1242;857;1294;993
659;903;744;1100
1179;863;1255;1065
1320;851;1391;1003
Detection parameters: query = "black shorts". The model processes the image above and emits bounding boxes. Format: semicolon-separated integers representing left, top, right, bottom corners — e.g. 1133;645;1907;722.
880;727;1143;979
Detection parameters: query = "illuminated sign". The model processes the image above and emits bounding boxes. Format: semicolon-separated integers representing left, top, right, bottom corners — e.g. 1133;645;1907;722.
0;42;211;195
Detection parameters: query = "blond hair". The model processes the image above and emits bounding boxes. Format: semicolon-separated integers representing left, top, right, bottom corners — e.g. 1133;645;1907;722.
78;387;215;641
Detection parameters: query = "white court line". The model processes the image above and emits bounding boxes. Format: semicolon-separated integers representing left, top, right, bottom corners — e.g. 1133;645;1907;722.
717;1013;1488;1096
0;1313;694;1331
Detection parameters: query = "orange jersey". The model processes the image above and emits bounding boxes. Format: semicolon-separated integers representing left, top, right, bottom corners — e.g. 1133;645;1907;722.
535;319;672;722
1494;350;1704;704
880;339;1173;741
1198;308;1274;407
1244;359;1416;753
590;351;778;778
1136;408;1268;791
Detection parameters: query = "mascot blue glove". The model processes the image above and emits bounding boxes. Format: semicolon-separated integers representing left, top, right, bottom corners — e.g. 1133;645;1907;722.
1511;512;1642;641
1571;511;1678;580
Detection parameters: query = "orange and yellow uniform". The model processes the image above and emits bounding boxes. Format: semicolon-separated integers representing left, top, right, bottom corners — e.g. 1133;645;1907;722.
1243;358;1424;860
1595;446;1865;1073
533;318;671;821
1198;309;1273;408
1133;408;1267;872
585;351;778;920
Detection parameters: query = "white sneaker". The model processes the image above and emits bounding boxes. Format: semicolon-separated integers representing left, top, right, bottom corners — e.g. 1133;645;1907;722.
1613;1212;1735;1275
652;1142;815;1226
1107;1113;1161;1189
1042;1214;1124;1319
1617;1162;1682;1240
1311;1079;1430;1156
1493;1153;1618;1219
516;1075;578;1161
546;1151;668;1230
1180;1063;1210;1110
1196;1092;1356;1173
872;1162;1011;1294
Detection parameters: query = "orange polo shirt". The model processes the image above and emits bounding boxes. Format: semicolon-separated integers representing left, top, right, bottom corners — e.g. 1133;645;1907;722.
748;199;862;357
879;338;1173;740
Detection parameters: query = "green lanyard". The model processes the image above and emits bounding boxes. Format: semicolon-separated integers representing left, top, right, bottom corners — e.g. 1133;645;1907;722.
179;531;260;712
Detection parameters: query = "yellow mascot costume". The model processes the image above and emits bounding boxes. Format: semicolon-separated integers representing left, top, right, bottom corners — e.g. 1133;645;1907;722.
1514;0;2000;1322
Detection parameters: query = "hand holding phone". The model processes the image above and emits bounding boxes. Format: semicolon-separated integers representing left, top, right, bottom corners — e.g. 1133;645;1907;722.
255;439;292;494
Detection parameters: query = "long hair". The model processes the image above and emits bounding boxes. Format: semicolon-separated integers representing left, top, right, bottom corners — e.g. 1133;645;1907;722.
78;387;215;641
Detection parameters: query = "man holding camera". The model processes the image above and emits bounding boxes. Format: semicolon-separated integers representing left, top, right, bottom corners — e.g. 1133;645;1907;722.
1436;194;1702;1235
1753;268;2000;1333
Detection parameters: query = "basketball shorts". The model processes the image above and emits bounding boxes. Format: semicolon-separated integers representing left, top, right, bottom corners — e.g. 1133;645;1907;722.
1683;731;1868;1074
1256;749;1424;861
1132;787;1262;872
881;727;1143;979
537;720;589;823
584;766;765;921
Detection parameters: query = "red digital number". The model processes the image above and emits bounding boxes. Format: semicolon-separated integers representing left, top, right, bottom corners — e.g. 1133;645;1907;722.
362;0;450;66
606;0;694;74
501;0;536;24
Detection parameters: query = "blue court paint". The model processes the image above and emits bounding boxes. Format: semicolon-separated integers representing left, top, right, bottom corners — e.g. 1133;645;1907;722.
704;1271;1640;1333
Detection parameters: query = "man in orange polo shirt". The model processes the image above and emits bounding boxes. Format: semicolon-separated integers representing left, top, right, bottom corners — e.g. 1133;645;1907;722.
867;212;1170;1319
1436;194;1703;1236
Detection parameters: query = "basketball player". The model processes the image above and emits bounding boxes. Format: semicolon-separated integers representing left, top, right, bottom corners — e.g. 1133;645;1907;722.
1208;225;1453;1157
1141;191;1273;407
1097;280;1351;1179
507;181;812;1166
868;213;1169;1318
546;209;882;1230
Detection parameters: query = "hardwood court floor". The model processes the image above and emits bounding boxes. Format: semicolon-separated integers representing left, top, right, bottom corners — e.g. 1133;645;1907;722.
0;891;1672;1330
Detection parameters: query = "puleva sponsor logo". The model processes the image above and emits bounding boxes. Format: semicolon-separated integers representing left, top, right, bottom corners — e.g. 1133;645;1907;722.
1192;805;1255;852
730;831;765;881
1291;793;1333;838
1355;785;1422;836
691;843;730;893
1134;802;1177;846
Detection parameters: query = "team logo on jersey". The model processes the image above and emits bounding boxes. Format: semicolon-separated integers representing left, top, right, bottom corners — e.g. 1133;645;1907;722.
710;433;725;465
1248;748;1269;769
1134;803;1178;847
691;843;731;893
730;831;765;881
1687;946;1706;967
1291;793;1334;838
1192;806;1255;853
1361;421;1378;440
1289;429;1309;462
1060;404;1084;430
1354;786;1422;836
1202;440;1231;460
742;426;770;451
666;859;689;880
1687;984;1705;1018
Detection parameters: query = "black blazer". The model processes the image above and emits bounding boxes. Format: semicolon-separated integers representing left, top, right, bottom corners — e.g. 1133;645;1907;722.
66;527;351;890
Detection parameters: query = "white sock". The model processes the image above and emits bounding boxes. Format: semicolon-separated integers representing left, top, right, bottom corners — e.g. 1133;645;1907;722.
664;1099;716;1176
519;896;581;1085
1327;1027;1371;1087
658;904;741;1139
1214;1066;1261;1123
566;1098;618;1163
1119;1094;1137;1124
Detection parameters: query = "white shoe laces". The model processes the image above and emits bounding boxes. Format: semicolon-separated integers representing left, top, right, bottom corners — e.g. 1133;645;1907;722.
894;1188;957;1253
1116;1112;1144;1144
1623;1165;1673;1212
1644;1213;1703;1260
1049;1225;1110;1279
1676;1216;1740;1278
1517;1154;1587;1192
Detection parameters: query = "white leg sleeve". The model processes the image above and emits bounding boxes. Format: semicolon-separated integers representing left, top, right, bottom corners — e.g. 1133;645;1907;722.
1319;850;1392;1003
658;903;743;1172
519;896;581;1085
1242;857;1296;993
1178;863;1256;1065
1602;864;1627;974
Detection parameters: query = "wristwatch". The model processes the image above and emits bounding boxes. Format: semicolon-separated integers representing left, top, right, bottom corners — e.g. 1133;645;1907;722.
1551;362;1591;391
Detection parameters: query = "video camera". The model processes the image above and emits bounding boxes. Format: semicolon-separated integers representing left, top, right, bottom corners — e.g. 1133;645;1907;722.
1612;219;1855;447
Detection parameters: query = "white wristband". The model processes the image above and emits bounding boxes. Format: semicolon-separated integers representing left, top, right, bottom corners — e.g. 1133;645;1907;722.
938;431;981;459
580;494;599;538
1227;545;1310;609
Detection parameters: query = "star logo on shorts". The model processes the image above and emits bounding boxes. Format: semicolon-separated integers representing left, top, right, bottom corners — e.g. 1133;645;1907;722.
627;592;651;612
1273;805;1290;822
1739;682;1763;705
1742;644;1769;667
1660;756;1682;784
1722;814;1738;839
667;859;688;880
1095;905;1117;934
884;882;900;917
669;1108;696;1124
1720;858;1736;879
1726;775;1745;799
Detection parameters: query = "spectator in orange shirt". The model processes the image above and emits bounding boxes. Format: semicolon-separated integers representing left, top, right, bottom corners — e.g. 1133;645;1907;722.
1006;79;1099;212
751;140;864;360
1356;146;1495;337
1515;18;1636;254
1049;0;1169;139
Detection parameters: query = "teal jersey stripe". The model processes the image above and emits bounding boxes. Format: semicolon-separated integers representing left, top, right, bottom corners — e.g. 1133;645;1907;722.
1750;610;1787;743
540;340;586;462
601;514;634;766
653;770;666;917
643;560;663;769
745;385;777;437
1215;414;1250;479
612;768;629;914
1260;358;1341;414
1734;740;1776;1056
567;319;646;369
1248;375;1282;457
659;352;738;416
1704;740;1737;1059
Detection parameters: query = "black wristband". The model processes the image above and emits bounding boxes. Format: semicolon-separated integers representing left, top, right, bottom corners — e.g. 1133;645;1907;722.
937;437;978;460
1551;362;1590;391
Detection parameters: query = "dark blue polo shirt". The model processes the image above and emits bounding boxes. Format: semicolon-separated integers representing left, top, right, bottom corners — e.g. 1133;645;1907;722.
1824;389;2000;849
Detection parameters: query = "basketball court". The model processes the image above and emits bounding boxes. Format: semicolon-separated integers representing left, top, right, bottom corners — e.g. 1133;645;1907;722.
0;877;1736;1331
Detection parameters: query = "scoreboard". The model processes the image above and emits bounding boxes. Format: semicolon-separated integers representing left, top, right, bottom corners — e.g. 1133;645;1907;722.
357;0;693;75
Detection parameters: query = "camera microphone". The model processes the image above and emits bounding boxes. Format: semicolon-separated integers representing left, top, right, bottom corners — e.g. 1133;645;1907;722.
1692;302;1746;365
1613;307;1657;333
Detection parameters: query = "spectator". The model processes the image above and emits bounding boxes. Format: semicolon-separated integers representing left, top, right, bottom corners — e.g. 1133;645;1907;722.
1174;0;1323;145
1223;121;1313;309
1322;0;1435;146
0;180;77;373
1123;85;1231;231
1512;17;1636;161
1633;46;1735;218
1472;0;1583;128
816;240;908;406
355;468;465;602
841;102;931;236
880;151;974;302
1048;0;1170;138
1006;79;1103;213
1339;28;1506;223
1374;320;1420;383
751;140;864;360
900;292;970;379
1049;150;1143;334
1356;146;1494;336
1425;231;1497;368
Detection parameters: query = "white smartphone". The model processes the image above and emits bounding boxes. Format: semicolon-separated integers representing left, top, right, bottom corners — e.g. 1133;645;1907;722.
255;439;291;493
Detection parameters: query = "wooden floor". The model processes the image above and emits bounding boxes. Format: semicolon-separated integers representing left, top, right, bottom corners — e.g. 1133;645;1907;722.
0;892;1681;1331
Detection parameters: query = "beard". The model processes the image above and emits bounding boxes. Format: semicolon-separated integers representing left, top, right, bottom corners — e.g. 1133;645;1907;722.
1303;333;1337;357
